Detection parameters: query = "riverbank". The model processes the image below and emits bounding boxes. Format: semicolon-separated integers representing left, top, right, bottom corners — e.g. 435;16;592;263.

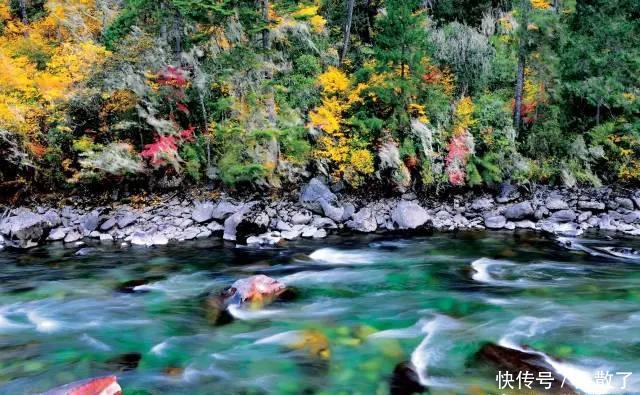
2;179;640;250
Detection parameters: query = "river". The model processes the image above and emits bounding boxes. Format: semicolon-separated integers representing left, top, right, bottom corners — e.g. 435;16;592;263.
0;231;639;394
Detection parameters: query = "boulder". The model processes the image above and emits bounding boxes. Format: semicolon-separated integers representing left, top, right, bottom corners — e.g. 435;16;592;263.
623;211;640;224
391;201;430;229
300;178;338;214
192;201;215;223
117;212;138;228
545;197;568;211
246;232;282;247
42;376;122;395
504;201;534;220
389;361;426;395
540;220;583;237
99;233;114;243
0;212;51;248
291;211;312;225
615;197;635;211
223;203;259;242
63;230;82;244
484;215;506;229
496;183;520;203
577;200;605;211
131;230;169;246
319;198;345;222
470;197;494;211
80;212;100;233
100;217;117;231
212;200;242;220
47;227;68;241
551;209;577;222
346;208;378;233
474;343;577;394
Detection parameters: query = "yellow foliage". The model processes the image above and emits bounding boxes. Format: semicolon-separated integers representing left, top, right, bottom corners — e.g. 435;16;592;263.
530;0;551;10
292;5;319;18
317;66;349;95
309;97;345;134
349;149;374;175
453;96;477;135
309;15;326;33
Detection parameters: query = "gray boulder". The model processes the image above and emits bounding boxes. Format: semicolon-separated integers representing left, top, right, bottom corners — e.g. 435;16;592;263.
117;212;138;228
223;203;256;242
551;209;577;223
391;201;430;229
0;212;52;248
80;212;100;233
577;201;605;211
470;198;494;211
300;178;338;214
212;201;242;220
192;201;215;223
622;211;640;224
615;197;635;211
484;215;506;229
100;217;116;231
496;183;520;203
319;198;345;222
47;227;68;241
545;197;568;211
291;211;312;225
346;208;378;233
64;230;82;244
504;201;534;220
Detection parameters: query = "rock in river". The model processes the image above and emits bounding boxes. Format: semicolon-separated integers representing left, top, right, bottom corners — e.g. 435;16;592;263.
42;375;122;395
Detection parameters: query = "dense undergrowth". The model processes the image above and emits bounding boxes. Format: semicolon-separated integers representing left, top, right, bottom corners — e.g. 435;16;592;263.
0;0;638;199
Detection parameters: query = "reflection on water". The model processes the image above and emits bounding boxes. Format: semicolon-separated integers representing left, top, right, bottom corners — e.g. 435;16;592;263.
0;231;639;394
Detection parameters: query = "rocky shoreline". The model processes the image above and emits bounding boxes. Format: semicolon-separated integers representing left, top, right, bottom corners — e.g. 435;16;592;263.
2;179;640;250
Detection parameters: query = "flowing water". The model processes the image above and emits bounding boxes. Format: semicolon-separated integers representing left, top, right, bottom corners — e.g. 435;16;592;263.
1;231;639;394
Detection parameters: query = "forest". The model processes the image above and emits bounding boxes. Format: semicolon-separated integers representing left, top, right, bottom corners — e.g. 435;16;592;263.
0;0;638;196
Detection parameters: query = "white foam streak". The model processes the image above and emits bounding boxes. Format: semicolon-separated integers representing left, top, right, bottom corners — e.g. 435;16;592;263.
227;305;285;320
309;248;377;264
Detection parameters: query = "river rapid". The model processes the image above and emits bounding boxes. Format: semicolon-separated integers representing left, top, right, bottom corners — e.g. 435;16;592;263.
0;231;639;394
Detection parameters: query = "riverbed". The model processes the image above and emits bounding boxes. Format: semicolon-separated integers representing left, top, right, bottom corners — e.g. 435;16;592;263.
1;231;639;394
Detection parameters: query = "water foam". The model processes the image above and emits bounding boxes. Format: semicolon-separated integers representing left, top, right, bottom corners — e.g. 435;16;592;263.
308;248;377;264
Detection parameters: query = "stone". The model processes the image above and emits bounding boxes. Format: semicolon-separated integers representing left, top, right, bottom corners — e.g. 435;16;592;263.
551;209;577;222
0;212;51;249
301;226;319;238
470;197;494;211
281;229;303;240
484;215;506;229
180;227;199;241
312;228;327;239
212;201;242;220
230;275;287;304
223;203;256;242
80;212;100;233
42;375;121;395
577;200;605;211
341;202;356;221
300;178;338;214
275;220;293;231
622;211;640;224
496;183;520;203
540;221;583;237
391;201;430;229
207;221;224;233
246;232;282;247
389;361;426;395
64;230;82;243
545;197;568;211
504;201;534;220
615;197;635;211
514;220;536;229
47;227;67;241
117;212;138;228
311;217;338;229
100;217;117;231
577;211;592;223
192;201;215;223
319;198;345;222
75;247;96;256
346;208;378;233
197;230;212;239
99;233;114;242
291;211;312;225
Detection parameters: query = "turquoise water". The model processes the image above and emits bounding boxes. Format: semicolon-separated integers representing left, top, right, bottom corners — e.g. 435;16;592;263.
0;231;639;394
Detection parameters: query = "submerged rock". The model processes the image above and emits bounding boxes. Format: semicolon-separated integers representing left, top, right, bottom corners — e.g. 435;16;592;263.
474;343;578;394
389;361;426;395
106;352;142;372
42;375;122;395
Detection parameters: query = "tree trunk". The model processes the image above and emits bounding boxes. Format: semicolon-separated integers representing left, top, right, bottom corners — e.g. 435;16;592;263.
17;0;28;23
513;0;528;133
261;0;276;124
340;0;355;64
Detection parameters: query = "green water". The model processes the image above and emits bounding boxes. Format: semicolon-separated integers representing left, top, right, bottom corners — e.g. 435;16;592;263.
1;231;639;394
